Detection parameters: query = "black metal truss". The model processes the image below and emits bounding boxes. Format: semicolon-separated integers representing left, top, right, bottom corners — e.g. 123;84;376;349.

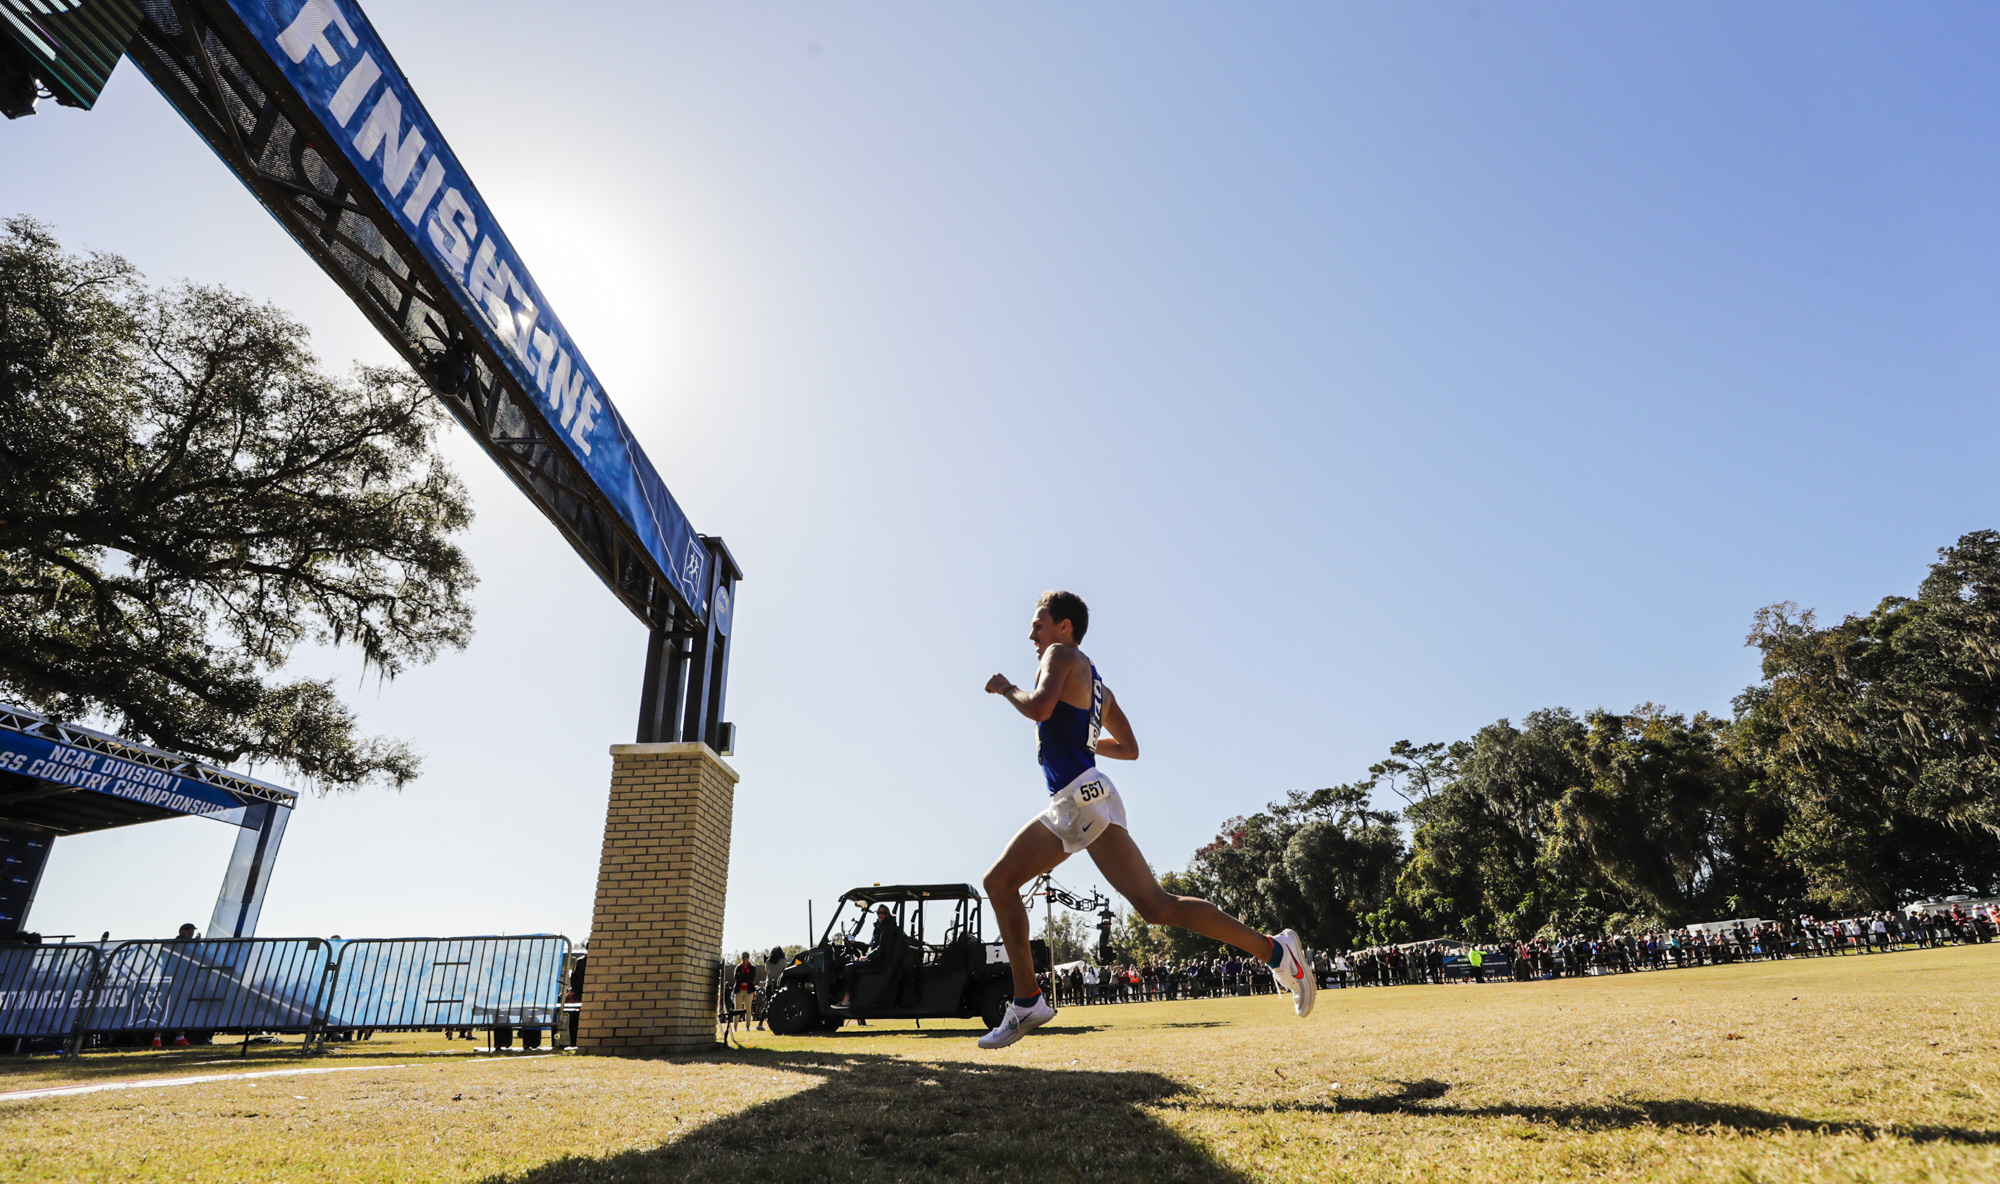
122;0;692;636
1035;878;1110;914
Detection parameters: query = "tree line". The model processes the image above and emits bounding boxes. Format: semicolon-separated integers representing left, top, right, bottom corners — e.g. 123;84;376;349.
1113;533;2000;962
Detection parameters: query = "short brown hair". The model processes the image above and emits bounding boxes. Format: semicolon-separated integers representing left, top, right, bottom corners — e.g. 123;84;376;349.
1037;589;1089;641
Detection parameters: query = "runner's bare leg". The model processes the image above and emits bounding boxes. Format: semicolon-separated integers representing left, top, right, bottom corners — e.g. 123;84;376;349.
1086;825;1275;961
982;819;1072;998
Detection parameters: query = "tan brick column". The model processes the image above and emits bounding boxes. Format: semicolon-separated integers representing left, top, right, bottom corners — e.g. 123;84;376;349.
576;741;738;1055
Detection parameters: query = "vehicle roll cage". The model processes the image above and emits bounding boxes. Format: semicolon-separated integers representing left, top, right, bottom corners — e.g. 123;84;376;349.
820;884;986;954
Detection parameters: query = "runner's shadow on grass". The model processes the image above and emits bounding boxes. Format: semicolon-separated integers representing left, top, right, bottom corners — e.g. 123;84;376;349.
1177;1078;2000;1145
821;1023;1105;1039
482;1048;1247;1184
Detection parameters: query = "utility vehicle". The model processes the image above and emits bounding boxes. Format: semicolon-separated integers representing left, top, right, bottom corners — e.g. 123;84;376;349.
765;883;1045;1035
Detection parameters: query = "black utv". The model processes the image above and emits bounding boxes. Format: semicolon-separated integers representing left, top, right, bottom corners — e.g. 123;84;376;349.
765;883;1046;1035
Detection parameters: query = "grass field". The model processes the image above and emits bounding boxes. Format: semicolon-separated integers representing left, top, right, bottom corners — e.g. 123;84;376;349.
1;943;1995;1182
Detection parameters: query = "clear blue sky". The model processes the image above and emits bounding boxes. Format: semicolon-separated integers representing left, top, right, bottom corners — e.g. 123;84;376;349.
4;2;1996;952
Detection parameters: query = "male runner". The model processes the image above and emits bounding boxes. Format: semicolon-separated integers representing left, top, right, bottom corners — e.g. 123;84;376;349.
977;590;1315;1049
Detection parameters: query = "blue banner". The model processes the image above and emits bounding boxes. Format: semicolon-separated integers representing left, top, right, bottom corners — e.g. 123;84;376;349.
227;0;710;616
0;729;246;821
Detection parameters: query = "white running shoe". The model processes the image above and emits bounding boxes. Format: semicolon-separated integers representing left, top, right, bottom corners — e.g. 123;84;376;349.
1270;929;1317;1018
977;995;1057;1049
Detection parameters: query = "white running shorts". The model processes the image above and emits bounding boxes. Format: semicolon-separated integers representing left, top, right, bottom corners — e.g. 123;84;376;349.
1035;767;1128;854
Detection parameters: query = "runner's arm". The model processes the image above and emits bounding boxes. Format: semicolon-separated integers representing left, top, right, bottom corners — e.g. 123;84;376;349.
1095;688;1139;760
985;645;1079;722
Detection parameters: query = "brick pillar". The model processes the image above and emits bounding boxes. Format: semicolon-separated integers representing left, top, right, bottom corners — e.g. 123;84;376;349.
576;742;738;1055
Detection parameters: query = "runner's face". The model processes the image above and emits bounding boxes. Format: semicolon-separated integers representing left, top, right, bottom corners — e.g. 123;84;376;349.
1028;607;1071;656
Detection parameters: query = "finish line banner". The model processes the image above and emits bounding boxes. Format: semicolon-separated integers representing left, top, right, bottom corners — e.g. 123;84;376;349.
228;0;710;615
0;728;244;821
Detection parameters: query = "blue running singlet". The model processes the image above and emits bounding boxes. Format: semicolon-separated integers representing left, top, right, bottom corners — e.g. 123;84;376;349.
1037;664;1104;794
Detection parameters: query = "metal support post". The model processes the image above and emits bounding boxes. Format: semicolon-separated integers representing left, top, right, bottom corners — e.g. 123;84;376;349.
637;537;739;750
60;947;109;1061
208;801;290;939
694;536;741;753
302;943;341;1057
635;628;685;744
679;613;716;751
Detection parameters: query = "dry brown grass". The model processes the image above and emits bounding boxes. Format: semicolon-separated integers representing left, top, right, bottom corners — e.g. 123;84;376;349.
0;942;1994;1182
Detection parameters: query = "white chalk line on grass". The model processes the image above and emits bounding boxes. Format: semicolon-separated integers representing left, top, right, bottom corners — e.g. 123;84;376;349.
0;1054;555;1102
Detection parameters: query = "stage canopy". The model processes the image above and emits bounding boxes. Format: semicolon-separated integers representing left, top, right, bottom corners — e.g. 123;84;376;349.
0;703;296;940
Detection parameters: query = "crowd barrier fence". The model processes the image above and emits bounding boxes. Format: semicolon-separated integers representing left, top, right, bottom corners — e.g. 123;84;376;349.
0;935;568;1057
321;937;568;1030
80;938;330;1036
0;944;100;1038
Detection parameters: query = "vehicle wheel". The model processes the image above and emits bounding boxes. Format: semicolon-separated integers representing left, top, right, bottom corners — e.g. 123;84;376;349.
812;1014;845;1033
978;981;1011;1031
766;986;820;1036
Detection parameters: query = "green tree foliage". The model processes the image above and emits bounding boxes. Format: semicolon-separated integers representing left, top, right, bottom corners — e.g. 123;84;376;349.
1553;706;1796;926
1036;908;1093;965
0;218;474;789
1736;531;2000;909
1189;783;1405;952
1390;708;1800;941
1106;907;1160;964
1166;535;2000;945
1397;711;1603;941
1112;870;1234;964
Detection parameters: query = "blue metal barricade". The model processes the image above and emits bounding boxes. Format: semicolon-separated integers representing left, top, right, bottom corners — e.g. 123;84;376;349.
321;936;568;1030
78;939;330;1033
0;944;100;1038
0;933;574;1052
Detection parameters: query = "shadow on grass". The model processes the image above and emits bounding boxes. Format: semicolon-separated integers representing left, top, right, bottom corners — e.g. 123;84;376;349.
816;1023;1106;1040
1172;1077;2000;1145
0;1044;508;1085
482;1048;1248;1184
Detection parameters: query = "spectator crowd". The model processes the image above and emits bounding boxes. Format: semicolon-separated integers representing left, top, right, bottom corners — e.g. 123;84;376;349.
1044;956;1282;1006
728;902;1998;1023
1038;903;2000;1004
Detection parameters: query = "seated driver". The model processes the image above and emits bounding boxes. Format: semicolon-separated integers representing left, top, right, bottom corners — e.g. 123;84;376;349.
837;904;902;1009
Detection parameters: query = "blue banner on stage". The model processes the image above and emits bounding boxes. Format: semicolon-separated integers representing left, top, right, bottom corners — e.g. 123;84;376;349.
0;728;245;822
225;0;711;616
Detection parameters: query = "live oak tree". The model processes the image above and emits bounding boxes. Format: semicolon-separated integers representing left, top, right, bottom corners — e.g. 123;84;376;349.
1396;711;1594;942
1187;782;1406;954
0;217;474;790
1737;532;2000;910
1552;706;1797;926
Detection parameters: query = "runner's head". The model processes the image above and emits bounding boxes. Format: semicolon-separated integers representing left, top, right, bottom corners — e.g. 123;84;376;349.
1031;589;1088;652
